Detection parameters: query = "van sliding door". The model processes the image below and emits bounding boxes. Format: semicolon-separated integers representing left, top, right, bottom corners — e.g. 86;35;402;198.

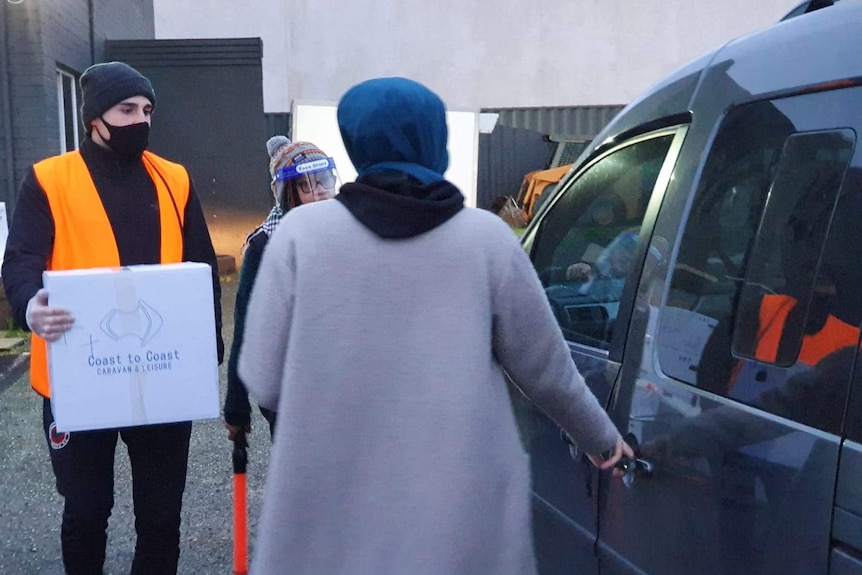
598;86;862;575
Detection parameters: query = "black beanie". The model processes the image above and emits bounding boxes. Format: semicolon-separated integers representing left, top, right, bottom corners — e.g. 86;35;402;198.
80;62;156;130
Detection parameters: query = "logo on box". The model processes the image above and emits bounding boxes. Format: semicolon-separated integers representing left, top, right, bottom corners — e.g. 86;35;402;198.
100;299;163;345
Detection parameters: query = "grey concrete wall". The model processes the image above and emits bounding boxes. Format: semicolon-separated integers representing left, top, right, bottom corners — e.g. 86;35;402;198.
3;0;52;216
92;0;155;63
154;0;799;113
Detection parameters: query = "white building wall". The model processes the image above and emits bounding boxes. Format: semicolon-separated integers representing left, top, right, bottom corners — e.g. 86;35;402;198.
154;0;798;113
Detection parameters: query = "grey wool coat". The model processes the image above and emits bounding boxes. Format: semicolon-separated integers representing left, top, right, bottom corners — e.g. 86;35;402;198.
239;200;620;575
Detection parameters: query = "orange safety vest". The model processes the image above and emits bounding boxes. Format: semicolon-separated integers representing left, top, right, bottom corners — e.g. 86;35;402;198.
29;150;189;397
754;293;860;366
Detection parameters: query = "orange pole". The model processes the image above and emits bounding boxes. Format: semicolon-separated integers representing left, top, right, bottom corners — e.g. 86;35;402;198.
233;472;248;574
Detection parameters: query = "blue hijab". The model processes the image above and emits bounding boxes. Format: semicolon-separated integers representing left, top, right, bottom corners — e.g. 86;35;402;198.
337;77;449;184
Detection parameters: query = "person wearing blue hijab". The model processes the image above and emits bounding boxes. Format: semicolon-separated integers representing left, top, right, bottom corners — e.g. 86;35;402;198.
239;76;628;575
335;77;464;238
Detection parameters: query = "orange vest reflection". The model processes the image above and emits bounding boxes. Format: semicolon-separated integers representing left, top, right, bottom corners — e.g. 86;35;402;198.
753;294;860;366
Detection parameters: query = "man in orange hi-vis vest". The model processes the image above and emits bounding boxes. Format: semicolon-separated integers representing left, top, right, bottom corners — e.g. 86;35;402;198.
1;61;223;575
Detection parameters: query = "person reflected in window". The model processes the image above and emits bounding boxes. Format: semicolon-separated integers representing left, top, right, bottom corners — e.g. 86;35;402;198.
700;174;862;421
564;227;640;301
745;270;859;368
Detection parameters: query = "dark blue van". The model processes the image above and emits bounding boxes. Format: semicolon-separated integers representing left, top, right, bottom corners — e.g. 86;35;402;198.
518;2;862;573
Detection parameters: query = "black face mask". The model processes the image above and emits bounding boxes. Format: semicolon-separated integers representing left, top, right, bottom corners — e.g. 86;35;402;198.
100;118;150;160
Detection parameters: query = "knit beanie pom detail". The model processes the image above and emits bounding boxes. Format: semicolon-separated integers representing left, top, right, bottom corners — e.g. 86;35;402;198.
267;135;292;158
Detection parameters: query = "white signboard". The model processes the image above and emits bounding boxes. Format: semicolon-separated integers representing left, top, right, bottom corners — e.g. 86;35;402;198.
44;263;220;432
291;101;479;207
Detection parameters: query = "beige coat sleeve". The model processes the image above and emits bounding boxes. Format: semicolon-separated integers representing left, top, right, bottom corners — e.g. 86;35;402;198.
491;241;621;456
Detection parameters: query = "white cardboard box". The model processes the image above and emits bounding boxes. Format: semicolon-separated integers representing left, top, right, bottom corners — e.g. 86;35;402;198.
43;262;219;432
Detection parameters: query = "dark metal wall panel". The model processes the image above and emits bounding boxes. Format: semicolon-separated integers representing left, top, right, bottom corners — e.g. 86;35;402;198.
0;1;13;215
477;125;554;210
486;105;625;140
2;0;52;216
107;39;270;213
0;0;156;217
107;38;264;67
477;106;624;211
265;113;291;139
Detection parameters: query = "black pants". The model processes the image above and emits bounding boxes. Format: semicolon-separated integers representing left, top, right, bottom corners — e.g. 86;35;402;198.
260;405;277;438
42;399;192;575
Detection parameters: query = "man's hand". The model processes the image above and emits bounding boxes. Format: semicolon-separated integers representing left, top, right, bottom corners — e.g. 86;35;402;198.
587;437;635;477
25;289;75;342
224;420;252;442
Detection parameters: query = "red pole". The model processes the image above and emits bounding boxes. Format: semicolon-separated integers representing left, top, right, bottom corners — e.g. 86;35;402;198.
232;431;249;575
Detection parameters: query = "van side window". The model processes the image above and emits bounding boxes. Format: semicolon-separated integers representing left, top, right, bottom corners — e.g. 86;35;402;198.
658;92;859;433
531;134;674;349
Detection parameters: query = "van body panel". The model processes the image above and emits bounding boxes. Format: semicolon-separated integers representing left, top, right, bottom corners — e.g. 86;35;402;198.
709;1;862;100
522;3;862;573
595;84;862;575
835;442;862;566
515;353;620;575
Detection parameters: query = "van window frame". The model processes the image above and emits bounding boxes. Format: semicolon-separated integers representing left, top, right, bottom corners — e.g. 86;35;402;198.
523;122;688;361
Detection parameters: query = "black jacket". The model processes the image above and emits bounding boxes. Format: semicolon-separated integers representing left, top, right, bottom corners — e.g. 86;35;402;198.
224;229;269;426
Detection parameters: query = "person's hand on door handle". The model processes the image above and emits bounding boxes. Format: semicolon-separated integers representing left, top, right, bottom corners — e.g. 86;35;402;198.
587;437;635;477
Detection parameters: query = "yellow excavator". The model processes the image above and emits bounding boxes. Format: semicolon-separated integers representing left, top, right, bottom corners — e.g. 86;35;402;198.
515;163;573;221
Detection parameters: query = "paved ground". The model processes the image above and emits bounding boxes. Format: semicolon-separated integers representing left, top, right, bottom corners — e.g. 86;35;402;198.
0;273;275;574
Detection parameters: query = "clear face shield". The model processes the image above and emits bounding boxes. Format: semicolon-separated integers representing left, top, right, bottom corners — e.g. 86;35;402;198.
273;157;340;209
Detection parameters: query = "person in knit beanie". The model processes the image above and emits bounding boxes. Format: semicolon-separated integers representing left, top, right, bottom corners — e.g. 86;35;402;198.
80;61;156;131
268;135;338;210
223;135;337;440
1;60;224;574
79;61;158;160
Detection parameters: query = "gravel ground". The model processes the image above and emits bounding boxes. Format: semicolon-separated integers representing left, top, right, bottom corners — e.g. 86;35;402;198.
0;273;274;574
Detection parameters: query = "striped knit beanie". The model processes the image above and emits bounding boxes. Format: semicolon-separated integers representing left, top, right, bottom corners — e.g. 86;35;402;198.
267;136;328;184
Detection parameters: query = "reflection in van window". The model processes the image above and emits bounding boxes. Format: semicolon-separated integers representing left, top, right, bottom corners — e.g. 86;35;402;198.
658;93;859;433
732;130;854;367
532;134;673;349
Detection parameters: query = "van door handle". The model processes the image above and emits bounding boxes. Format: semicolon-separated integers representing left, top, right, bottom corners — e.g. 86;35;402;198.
615;432;653;488
616;457;654;488
616;457;653;476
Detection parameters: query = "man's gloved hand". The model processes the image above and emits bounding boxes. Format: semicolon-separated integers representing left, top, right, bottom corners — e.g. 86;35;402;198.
25;289;75;342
